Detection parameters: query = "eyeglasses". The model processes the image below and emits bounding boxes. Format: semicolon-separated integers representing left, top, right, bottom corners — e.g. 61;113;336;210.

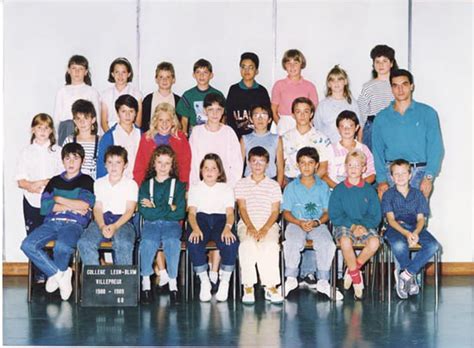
240;65;256;71
252;113;269;119
250;159;267;166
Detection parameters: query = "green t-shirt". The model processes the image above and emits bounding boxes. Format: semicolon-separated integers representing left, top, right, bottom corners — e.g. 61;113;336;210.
176;86;224;128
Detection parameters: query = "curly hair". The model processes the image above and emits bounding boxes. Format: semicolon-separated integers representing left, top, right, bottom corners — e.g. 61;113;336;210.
144;145;179;180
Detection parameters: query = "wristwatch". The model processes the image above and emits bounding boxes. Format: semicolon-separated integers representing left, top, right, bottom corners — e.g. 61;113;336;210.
313;219;321;227
424;174;434;181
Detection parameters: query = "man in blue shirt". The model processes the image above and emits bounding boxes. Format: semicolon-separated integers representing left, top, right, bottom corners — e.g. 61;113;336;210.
372;69;444;199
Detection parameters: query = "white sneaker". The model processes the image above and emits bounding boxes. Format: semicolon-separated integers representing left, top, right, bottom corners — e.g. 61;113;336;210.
353;282;365;300
158;270;170;287
316;280;344;301
45;271;63;293
215;280;230;302
284;277;298;297
58;267;73;301
242;286;255;304
199;278;212;302
265;287;284;304
343;269;352;290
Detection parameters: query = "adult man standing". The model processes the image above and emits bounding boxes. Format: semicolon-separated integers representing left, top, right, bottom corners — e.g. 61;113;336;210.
372;69;444;198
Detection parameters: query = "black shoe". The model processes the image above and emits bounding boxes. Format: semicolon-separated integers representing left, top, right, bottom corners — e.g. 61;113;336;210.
141;290;153;304
299;274;318;289
210;280;219;294
169;290;180;304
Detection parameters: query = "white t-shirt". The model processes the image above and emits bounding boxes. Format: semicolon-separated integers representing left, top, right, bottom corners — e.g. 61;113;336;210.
54;83;100;125
16;141;63;207
112;125;141;179
94;175;138;214
101;83;143;129
188;181;234;214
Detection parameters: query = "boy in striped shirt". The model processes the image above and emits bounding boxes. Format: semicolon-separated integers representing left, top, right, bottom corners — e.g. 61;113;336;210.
235;146;284;304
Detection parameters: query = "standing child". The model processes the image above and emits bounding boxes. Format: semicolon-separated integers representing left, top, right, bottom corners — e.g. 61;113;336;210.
240;104;284;186
141;62;181;133
314;65;361;143
96;94;141;179
271;49;318;136
54;55;100;145
21;143;95;301
138;145;186;303
77;145;137;266
226;52;271;139
176;59;225;136
357;44;398;150
16;114;63;282
281;147;342;300
134;102;191;186
235;146;284;304
382;159;440;299
62;99;100;179
189;93;243;188
324;111;375;188
187;154;239;302
328;150;382;300
101;57;143;132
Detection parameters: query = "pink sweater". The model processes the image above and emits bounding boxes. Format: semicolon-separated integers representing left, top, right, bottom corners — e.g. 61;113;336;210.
189;124;243;188
271;76;319;115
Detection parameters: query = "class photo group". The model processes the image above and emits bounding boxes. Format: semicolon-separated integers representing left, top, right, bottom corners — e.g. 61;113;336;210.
17;44;444;306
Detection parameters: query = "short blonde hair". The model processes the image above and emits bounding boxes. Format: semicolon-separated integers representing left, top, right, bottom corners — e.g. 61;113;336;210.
146;103;181;139
345;149;367;166
282;49;307;70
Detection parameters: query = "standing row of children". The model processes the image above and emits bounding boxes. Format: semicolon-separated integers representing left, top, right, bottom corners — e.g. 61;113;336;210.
18;44;439;304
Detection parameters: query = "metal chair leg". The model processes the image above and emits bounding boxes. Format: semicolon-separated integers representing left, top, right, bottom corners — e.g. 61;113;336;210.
280;246;285;297
27;261;33;303
74;250;80;304
331;254;337;301
387;248;392;303
434;250;439;307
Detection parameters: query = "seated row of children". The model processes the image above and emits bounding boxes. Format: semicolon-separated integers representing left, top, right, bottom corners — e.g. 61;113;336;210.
55;45;397;150
19;129;439;303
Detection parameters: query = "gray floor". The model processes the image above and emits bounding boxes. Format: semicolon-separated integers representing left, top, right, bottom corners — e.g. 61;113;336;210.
3;276;474;347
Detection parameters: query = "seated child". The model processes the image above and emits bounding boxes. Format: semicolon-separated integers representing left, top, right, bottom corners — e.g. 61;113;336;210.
226;52;271;139
141;62;181;133
282;147;342;300
138;145;186;303
176;58;225;136
382;159;440;299
329;150;381;300
235;146;284;304
240;104;284;186
324;110;375;188
77;145;138;266
97;94;141;179
21;143;95;301
187;154;239;302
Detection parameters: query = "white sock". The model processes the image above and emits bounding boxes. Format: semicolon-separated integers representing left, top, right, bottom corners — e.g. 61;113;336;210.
142;276;151;291
198;271;210;283
317;279;329;286
169;278;177;291
220;270;232;283
158;269;170;286
209;271;219;284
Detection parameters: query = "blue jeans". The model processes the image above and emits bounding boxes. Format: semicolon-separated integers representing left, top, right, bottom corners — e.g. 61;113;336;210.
385;163;425;189
21;220;83;277
187;213;239;273
139;220;182;278
77;221;136;265
283;223;335;280
362;118;374;151
299;250;317;278
384;226;439;275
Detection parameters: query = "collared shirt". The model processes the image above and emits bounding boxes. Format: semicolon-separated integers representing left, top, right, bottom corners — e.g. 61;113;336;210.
95;175;138;215
235;176;282;229
381;186;429;226
101;83;143;129
282;127;331;178
238;80;260;90
113;125;141;179
188;181;234;214
314;96;362;143
328;140;375;184
372;99;444;183
271;76;319;116
16;141;63;207
282;175;330;220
